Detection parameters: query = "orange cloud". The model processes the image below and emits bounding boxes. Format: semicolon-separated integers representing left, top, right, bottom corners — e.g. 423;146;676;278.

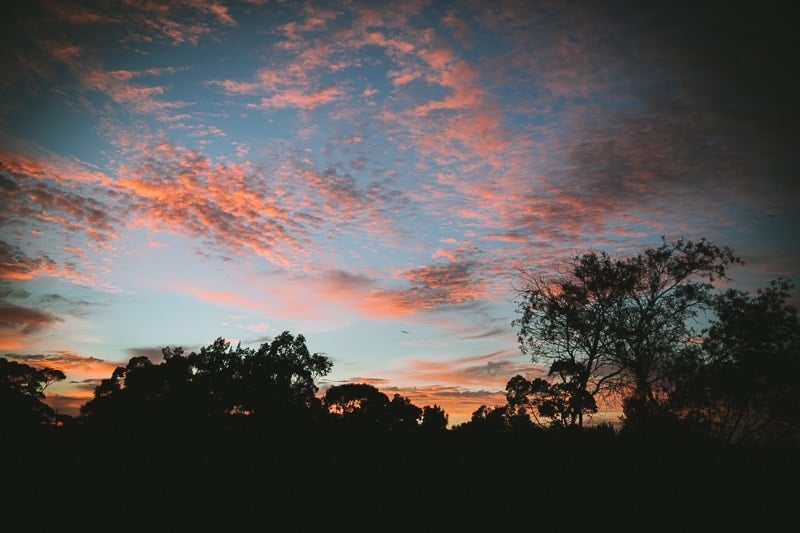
5;351;120;378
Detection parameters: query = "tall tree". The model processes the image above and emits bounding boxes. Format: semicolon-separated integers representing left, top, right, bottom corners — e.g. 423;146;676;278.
514;237;741;429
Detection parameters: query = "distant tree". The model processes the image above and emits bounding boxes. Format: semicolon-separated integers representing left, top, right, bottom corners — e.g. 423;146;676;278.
80;331;332;429
514;237;742;430
323;384;424;432
420;404;449;432
385;393;422;433
505;373;596;428
80;354;195;428
80;366;126;423
324;383;390;428
464;404;533;433
0;357;65;428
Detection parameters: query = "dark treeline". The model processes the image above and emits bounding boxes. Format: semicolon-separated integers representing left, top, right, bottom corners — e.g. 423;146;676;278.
2;237;798;531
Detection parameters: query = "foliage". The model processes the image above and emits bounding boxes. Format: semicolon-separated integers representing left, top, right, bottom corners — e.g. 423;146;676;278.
464;403;535;433
240;331;333;420
506;373;597;428
420;404;449;432
513;237;742;429
675;279;800;445
80;331;332;428
0;357;65;428
323;383;423;432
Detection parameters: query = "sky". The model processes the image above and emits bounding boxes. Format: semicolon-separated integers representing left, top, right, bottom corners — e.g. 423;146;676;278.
1;0;798;426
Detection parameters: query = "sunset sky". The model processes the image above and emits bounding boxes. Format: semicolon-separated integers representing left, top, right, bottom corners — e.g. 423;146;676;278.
2;1;797;425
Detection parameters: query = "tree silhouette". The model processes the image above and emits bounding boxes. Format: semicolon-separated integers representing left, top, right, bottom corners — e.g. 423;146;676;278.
323;383;424;432
0;357;65;428
675;278;800;445
80;331;332;430
505;373;596;428
420;404;449;432
324;383;390;428
239;332;332;425
386;393;423;433
462;403;533;433
514;237;741;430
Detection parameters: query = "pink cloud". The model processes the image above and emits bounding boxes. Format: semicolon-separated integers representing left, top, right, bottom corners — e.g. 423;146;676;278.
178;284;266;313
280;5;339;39
254;86;341;110
82;68;186;116
390;350;535;390
203;2;237;26
390;70;422;86
0;241;96;286
0;149;114;186
351;258;489;319
418;47;454;71
42;39;187;119
483;233;529;244
115;145;309;267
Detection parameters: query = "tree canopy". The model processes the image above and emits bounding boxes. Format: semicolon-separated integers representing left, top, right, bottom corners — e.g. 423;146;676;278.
513;237;742;430
80;331;333;429
0;357;65;428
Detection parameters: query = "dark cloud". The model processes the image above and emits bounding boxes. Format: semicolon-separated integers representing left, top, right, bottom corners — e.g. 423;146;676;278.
387;257;487;311
0;302;61;334
563;2;798;212
241;335;272;346
70;378;104;389
0;285;31;300
0;169;117;246
38;293;93;306
461;360;517;377
0;240;57;281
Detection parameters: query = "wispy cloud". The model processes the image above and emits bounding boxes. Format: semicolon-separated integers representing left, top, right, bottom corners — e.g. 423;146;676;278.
45;0;236;45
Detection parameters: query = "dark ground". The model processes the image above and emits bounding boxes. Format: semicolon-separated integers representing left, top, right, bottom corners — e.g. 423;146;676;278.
4;426;798;532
